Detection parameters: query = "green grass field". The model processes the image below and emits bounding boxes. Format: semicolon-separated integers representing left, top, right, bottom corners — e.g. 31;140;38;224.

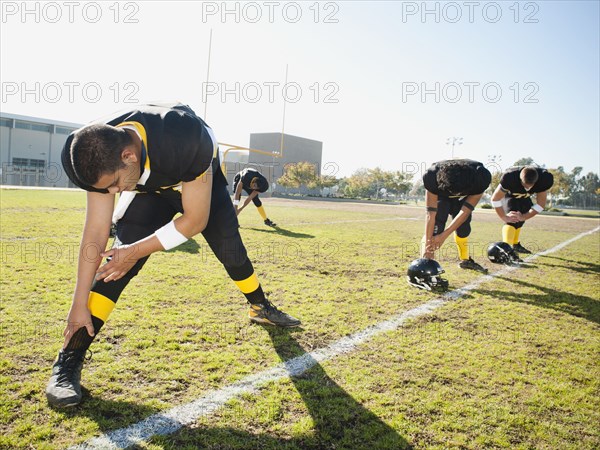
1;189;599;449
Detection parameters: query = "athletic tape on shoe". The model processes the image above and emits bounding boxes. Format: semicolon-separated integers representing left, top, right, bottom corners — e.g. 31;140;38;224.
155;221;188;250
532;204;543;213
491;200;503;208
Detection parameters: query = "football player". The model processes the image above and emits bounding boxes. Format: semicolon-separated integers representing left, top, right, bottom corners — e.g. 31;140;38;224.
490;165;554;254
233;168;277;227
422;159;491;272
46;102;301;408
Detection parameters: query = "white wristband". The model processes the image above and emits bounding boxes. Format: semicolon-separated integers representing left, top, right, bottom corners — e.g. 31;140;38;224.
532;204;543;213
491;200;503;208
233;199;240;206
155;221;188;250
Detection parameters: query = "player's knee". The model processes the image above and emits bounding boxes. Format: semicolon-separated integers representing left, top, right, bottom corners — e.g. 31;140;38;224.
214;240;248;268
456;226;471;238
126;256;150;278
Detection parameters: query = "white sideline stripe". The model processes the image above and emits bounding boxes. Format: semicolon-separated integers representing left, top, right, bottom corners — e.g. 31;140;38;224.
69;226;600;450
284;217;419;226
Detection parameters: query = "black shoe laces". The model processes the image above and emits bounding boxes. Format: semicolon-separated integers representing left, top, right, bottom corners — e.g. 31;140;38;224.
56;349;91;386
261;300;285;317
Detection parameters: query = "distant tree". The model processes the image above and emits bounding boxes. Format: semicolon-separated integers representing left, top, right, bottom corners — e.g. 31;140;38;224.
277;161;318;192
309;174;339;190
486;170;503;196
409;179;426;197
581;172;600;193
341;167;412;199
548;166;571;207
577;172;600;208
383;170;412;197
343;168;373;198
512;157;535;166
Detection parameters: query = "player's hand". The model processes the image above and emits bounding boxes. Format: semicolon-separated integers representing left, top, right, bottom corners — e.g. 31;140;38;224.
431;234;445;250
63;303;94;347
422;250;435;259
96;245;139;282
507;211;523;222
421;238;437;258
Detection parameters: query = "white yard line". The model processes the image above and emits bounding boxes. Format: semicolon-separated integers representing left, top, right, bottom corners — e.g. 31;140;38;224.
69;226;600;450
283;216;419;226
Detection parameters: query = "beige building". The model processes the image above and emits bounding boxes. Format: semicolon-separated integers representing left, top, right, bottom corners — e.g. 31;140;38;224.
0;112;81;187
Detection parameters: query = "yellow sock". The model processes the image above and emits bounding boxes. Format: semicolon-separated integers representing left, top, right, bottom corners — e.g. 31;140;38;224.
502;224;516;245
257;205;268;220
454;234;469;260
513;227;522;245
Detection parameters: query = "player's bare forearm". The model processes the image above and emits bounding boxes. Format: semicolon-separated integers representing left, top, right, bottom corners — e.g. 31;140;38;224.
243;192;257;209
176;167;212;237
234;181;243;201
422;191;438;257
524;191;547;221
97;168;213;283
491;185;511;221
71;191;115;306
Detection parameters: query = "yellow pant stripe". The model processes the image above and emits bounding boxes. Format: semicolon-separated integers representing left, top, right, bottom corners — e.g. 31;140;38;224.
454;234;469;260
257;206;268;220
234;273;260;294
88;292;116;322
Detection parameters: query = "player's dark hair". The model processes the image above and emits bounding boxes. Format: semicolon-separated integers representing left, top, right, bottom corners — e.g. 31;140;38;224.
70;124;132;185
520;166;539;186
436;162;477;195
252;175;269;193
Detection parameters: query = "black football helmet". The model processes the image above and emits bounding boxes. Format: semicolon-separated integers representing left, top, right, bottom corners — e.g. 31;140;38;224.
407;258;449;291
487;242;519;264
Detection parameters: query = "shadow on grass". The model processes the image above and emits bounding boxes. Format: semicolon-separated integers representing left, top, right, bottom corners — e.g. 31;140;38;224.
141;326;410;449
54;387;161;433
165;239;202;254
473;276;600;325
246;227;315;239
538;255;600;275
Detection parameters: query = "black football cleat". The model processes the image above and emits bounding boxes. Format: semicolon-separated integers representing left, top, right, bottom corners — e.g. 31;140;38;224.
513;242;532;254
248;300;301;327
46;349;89;408
264;219;277;228
459;257;489;273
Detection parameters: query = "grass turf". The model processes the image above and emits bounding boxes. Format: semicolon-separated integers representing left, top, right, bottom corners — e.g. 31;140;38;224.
0;189;599;449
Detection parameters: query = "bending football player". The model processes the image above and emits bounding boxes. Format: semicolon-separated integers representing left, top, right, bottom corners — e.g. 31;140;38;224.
490;165;554;256
233;168;277;227
46;102;301;408
422;159;491;273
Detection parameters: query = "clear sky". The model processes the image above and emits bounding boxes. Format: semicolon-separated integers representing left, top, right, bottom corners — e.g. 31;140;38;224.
1;1;598;177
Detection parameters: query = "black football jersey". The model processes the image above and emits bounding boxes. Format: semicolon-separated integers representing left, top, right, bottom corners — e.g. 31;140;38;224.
423;159;491;198
61;102;217;194
500;167;554;199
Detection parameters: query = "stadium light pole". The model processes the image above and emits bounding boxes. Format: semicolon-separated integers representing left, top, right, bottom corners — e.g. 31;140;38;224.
446;137;463;159
204;29;213;121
